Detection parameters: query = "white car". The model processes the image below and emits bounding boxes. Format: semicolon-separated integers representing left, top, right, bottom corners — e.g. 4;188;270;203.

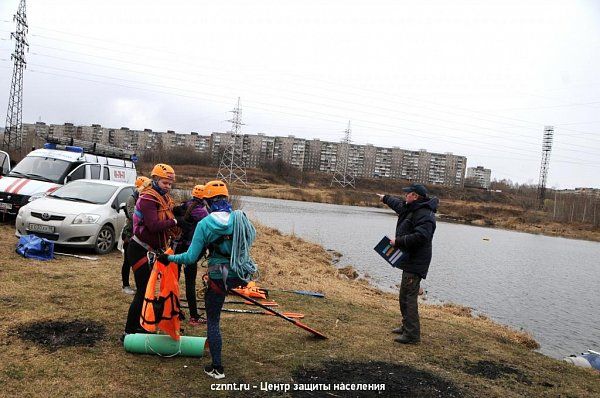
15;179;135;254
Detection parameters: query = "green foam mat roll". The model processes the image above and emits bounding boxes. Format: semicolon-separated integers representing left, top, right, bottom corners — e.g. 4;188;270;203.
124;333;206;357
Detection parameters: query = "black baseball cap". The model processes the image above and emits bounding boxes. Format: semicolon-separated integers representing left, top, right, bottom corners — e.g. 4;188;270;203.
402;183;428;197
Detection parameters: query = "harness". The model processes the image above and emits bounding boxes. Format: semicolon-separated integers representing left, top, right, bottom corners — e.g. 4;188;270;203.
130;236;153;272
207;234;233;283
133;188;180;250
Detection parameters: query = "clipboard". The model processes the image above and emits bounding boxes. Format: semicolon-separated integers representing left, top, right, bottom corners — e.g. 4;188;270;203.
373;236;406;268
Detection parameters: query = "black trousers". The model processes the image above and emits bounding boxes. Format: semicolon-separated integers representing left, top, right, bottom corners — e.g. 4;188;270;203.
124;240;151;334
178;262;199;319
121;241;131;288
399;271;422;340
175;243;200;319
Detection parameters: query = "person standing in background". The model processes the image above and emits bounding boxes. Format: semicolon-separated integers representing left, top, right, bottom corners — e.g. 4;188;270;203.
121;176;151;295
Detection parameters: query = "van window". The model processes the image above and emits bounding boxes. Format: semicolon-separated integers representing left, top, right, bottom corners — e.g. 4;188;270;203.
68;165;86;182
103;166;110;180
89;164;101;179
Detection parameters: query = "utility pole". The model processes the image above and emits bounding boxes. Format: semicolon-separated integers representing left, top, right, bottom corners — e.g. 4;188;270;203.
537;126;554;210
3;0;29;152
217;97;248;186
331;121;356;188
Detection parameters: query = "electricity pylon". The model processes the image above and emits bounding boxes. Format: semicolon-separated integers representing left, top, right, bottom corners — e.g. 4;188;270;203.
537;126;554;209
217;97;248;186
3;0;29;151
331;121;355;188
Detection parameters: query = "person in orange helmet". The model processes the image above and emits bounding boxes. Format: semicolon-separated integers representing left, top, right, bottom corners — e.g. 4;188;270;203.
120;176;151;295
123;164;182;337
172;184;209;326
161;180;252;379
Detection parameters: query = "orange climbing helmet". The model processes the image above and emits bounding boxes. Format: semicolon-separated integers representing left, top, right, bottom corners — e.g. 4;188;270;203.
135;176;151;190
192;184;205;199
204;180;228;199
151;163;175;181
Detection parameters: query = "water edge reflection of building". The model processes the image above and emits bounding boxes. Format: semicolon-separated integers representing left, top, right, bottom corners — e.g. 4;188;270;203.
17;121;467;187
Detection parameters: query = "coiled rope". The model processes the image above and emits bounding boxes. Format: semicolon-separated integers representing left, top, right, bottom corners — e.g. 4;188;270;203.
229;210;258;282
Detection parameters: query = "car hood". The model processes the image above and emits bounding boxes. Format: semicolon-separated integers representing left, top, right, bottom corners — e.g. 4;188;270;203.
23;196;105;215
0;177;60;196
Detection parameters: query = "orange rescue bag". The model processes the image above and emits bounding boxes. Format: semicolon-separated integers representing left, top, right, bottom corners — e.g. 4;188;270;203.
141;248;182;340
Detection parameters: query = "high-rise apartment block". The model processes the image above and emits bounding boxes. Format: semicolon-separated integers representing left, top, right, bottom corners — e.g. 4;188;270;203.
16;122;467;187
466;166;492;189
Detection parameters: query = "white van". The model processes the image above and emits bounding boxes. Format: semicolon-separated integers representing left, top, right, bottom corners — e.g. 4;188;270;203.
0;141;137;215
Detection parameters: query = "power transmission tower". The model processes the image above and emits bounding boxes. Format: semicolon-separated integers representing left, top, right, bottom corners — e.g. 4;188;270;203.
537;125;554;209
331;121;356;188
3;0;29;151
217;97;248;186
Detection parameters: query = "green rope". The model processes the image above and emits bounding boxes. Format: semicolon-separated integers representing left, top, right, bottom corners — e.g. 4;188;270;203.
229;210;258;282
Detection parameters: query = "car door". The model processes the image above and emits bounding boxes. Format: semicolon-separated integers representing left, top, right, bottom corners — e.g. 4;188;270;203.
65;164;86;183
0;150;11;177
112;186;134;236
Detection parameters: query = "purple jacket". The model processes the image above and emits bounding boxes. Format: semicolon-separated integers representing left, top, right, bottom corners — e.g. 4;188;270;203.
133;194;177;249
175;199;209;247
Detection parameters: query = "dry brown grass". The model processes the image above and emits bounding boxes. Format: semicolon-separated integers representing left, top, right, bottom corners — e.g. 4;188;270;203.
1;222;599;397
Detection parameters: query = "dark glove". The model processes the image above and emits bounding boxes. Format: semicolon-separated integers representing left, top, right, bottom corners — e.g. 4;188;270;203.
157;252;170;264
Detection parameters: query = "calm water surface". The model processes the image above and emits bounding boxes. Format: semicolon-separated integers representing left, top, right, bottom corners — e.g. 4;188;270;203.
240;196;600;359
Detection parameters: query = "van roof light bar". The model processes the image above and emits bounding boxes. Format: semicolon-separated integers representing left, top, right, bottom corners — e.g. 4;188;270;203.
45;137;137;162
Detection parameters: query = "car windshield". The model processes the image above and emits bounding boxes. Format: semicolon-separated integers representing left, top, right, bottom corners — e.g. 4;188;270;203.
8;156;71;183
50;181;118;204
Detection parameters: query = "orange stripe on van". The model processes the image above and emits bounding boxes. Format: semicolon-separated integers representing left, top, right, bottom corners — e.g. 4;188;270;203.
12;179;30;194
5;178;21;193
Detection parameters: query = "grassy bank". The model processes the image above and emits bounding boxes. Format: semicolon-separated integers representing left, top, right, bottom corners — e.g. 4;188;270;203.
0;222;598;397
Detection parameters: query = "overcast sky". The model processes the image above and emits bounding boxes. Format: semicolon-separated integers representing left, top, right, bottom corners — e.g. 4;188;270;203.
1;0;599;189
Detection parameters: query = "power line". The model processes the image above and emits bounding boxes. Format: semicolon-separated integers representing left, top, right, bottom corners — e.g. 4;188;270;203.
6;28;596;164
16;27;600;143
21;65;600;168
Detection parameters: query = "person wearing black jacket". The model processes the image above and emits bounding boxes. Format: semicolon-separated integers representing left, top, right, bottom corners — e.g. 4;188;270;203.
378;183;439;344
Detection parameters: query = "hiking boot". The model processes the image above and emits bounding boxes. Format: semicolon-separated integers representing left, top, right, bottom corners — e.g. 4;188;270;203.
392;327;404;334
122;286;136;295
204;365;225;379
394;334;420;344
189;316;206;326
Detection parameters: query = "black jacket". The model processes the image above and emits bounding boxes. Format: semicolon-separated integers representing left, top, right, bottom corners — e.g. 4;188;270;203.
383;195;439;279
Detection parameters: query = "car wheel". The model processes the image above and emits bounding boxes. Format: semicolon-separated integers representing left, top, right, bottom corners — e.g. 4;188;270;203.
95;225;115;255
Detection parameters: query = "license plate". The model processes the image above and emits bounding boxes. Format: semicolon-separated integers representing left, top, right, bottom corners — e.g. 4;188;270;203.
28;223;55;234
0;202;12;210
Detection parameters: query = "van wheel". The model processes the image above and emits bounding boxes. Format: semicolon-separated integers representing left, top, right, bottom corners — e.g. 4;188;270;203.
95;225;115;254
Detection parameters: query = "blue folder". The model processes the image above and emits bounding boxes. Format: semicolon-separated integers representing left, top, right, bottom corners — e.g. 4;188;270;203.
373;236;407;268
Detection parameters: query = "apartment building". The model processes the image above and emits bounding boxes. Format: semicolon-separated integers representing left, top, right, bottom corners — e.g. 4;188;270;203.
20;122;467;187
466;166;492;189
304;139;323;172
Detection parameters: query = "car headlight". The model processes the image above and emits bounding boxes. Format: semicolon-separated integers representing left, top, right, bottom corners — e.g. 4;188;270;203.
72;214;101;224
28;192;46;202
